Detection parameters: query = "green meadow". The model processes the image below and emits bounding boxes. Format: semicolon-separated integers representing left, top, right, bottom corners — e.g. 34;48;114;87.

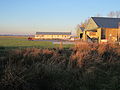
0;36;73;49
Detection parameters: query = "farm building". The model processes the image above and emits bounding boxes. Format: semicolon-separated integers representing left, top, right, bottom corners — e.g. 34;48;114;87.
35;32;71;40
83;17;120;43
76;25;85;39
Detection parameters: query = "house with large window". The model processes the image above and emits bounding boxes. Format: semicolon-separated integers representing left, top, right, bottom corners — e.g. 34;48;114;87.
83;17;120;43
35;32;71;40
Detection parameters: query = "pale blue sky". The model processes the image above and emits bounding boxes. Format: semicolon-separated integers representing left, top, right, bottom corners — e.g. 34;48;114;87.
0;0;120;34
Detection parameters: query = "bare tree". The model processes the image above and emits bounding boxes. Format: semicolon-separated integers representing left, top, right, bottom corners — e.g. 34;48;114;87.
116;11;120;18
107;11;120;18
107;11;115;17
95;13;101;17
80;18;90;28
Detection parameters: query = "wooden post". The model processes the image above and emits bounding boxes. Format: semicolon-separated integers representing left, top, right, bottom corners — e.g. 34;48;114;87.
98;28;101;43
59;41;63;49
117;23;120;42
118;28;120;42
83;31;87;41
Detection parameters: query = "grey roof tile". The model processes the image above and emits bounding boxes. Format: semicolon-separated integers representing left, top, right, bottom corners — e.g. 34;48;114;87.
80;27;85;31
92;17;120;28
36;32;71;35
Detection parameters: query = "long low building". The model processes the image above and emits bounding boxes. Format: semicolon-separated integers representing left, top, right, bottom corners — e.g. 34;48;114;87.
35;32;71;39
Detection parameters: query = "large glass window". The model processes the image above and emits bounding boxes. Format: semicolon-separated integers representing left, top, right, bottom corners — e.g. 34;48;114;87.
101;29;106;39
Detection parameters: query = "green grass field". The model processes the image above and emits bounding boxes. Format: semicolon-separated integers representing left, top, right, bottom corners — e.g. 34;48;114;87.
0;36;73;49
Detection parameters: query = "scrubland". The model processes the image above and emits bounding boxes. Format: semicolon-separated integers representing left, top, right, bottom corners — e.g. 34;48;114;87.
0;42;120;90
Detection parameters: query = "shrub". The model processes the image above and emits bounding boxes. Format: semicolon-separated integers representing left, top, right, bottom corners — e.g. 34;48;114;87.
0;43;120;90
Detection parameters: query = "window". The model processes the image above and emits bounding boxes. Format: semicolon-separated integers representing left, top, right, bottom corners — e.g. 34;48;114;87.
41;35;44;37
101;29;106;39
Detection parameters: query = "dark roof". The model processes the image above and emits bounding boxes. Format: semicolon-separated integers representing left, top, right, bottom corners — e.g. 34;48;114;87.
36;32;71;35
80;27;85;32
92;17;120;28
77;25;85;32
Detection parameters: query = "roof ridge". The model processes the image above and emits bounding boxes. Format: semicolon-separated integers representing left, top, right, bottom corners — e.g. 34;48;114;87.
91;17;120;19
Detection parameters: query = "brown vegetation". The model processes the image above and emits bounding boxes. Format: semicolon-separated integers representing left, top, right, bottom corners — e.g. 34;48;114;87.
0;42;120;90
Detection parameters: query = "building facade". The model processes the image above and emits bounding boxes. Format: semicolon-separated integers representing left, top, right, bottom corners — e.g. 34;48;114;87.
35;32;71;40
83;17;120;43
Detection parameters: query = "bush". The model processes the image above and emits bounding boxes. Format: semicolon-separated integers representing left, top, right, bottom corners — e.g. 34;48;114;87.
0;43;120;90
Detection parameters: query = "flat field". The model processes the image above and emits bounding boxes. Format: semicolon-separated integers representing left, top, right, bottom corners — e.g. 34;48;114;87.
0;36;73;49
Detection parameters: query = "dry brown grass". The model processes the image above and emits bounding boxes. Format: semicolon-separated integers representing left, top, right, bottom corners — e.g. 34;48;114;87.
74;41;90;51
97;44;108;55
71;42;97;66
1;42;120;90
97;43;120;55
12;48;56;58
71;42;120;67
42;49;54;55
